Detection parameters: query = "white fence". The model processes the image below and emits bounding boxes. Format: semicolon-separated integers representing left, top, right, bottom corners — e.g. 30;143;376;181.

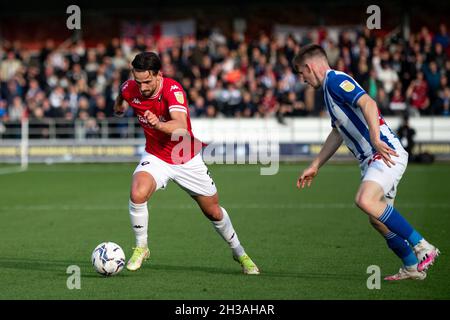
1;117;450;163
191;117;450;143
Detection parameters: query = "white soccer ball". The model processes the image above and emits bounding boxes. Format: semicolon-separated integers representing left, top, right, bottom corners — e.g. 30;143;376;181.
91;242;126;276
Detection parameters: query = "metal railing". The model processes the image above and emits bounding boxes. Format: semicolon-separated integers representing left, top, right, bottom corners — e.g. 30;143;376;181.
0;118;145;140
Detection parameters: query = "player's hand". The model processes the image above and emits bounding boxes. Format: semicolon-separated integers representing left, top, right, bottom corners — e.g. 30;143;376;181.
297;165;319;189
113;98;125;117
372;139;399;168
113;108;125;117
144;110;161;129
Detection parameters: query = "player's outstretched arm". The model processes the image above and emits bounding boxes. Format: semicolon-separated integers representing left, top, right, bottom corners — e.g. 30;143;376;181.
113;92;126;117
297;128;342;189
357;94;399;167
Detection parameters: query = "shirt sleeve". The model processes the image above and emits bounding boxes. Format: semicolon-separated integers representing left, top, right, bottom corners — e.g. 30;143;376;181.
166;89;188;114
327;73;366;107
120;80;133;103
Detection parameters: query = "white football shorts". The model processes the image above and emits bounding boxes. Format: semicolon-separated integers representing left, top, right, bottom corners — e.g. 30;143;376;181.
361;149;409;201
133;151;217;197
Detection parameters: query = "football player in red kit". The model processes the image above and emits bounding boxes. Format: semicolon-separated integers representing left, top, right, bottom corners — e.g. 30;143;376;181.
114;52;259;274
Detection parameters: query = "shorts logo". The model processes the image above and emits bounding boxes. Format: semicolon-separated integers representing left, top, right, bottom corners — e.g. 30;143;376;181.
174;91;184;104
368;153;382;166
141;161;150;166
339;80;355;92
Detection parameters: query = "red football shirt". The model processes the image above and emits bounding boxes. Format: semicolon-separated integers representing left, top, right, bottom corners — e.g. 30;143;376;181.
121;77;203;164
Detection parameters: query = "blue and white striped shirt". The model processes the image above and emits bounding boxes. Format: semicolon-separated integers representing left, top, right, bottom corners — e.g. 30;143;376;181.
323;69;403;162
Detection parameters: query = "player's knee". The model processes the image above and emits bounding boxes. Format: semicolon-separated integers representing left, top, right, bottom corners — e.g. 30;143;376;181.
130;189;147;203
203;205;223;221
130;184;152;203
354;192;373;213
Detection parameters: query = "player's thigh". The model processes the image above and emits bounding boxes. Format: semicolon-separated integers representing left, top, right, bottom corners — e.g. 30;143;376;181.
355;180;385;205
131;153;171;202
362;151;408;200
172;153;217;198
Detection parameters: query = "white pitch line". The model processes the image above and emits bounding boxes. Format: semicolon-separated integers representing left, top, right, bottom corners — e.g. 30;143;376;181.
0;167;26;175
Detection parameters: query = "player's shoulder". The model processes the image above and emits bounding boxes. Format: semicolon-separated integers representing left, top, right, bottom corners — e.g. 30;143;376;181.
327;70;353;84
162;77;184;93
327;70;360;93
120;79;139;100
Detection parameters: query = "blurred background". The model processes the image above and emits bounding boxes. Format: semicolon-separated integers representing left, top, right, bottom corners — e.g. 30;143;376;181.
1;0;450;164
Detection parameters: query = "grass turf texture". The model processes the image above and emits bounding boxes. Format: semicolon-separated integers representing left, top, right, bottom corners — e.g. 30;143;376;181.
0;162;449;299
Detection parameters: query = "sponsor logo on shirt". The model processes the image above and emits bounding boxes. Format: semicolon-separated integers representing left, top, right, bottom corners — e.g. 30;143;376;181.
174;91;184;104
339;80;355;92
132;98;141;104
170;85;180;91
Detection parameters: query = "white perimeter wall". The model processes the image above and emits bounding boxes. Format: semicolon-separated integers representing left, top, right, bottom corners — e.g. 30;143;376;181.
191;117;450;143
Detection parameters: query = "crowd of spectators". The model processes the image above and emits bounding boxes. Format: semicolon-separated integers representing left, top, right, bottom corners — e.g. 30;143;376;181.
0;23;449;134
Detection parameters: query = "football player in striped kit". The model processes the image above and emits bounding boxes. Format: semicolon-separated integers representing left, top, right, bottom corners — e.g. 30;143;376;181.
293;44;439;281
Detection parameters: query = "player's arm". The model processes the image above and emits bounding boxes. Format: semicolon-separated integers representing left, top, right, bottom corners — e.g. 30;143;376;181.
357;94;398;167
144;110;189;136
113;91;126;117
297;128;343;189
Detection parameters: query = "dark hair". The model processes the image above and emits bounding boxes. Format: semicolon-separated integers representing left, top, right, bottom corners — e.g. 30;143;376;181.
131;52;161;74
292;44;328;73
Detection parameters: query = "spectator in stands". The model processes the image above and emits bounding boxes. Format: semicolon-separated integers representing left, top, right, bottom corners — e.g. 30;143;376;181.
0;99;8;120
434;23;449;49
0;22;449;135
8;96;24;121
436;81;450;116
397;115;416;160
423;61;442;108
407;71;430;115
375;87;391;115
390;86;407;114
375;59;399;95
363;69;382;100
0;51;22;83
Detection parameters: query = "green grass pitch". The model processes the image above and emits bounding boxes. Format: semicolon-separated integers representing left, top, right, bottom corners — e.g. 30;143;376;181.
0;162;449;299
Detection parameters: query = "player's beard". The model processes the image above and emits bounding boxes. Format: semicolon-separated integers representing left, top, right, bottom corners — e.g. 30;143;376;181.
141;90;152;97
141;78;160;97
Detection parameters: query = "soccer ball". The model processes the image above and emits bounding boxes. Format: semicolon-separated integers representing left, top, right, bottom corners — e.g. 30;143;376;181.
91;242;126;276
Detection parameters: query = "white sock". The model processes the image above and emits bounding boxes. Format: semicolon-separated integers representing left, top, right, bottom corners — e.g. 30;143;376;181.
129;200;149;248
212;207;245;258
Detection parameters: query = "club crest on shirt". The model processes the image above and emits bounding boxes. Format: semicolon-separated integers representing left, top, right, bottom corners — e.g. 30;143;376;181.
339;80;355;92
174;91;184;104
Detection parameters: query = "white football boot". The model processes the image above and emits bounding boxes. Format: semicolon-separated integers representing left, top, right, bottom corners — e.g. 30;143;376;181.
384;265;427;281
413;239;440;272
